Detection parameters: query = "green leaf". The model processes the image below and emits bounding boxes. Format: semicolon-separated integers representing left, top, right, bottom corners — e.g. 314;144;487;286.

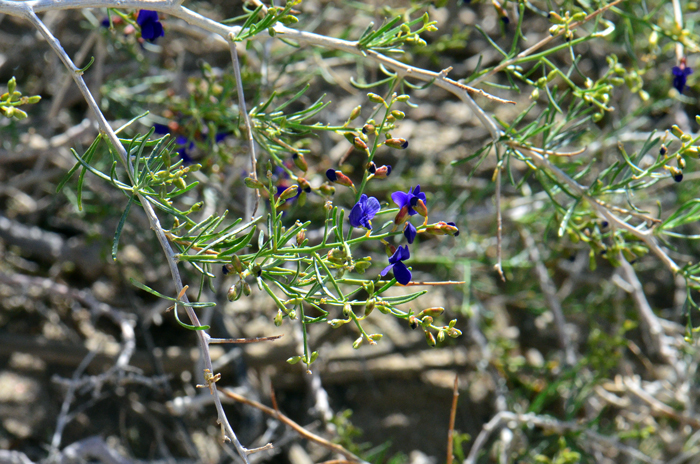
112;194;134;261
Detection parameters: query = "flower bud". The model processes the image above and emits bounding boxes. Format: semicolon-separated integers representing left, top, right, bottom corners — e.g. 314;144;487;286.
418;307;444;318
292;152;308;172
385;138;409;149
394;94;410;102
369;333;383;342
297;190;307;206
384;242;397;257
27;95;41;104
353;136;368;151
349;105;362;121
425;221;459;236
328;319;347;328
362;123;376;135
421;316;433;325
296;229;306;246
309;351;319;363
278;185;299;202
437;330;446;343
343;302;353;317
352;336;364;349
227;281;242;301
424;331;436;347
326;169;355;188
245;177;265;189
318;183;335;196
274;310;284;326
413;199;428;217
223;263;234;275
242;282;251;296
447;327;462;338
372;165;392;179
408;315;419;330
287;356;302;364
7;76;16;94
391;110;405;120
354;259;372;274
394;205;411;226
659;144;667;156
367;93;385;104
364;299;375;317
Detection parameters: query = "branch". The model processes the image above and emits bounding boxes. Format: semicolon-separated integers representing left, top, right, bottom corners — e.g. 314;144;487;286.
220;388;368;464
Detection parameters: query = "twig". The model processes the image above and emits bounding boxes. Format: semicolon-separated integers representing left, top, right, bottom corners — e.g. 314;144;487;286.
618;258;679;371
494;165;505;281
672;0;684;62
220;389;368;464
470;0;625;85
520;228;576;366
514;145;681;275
464;411;662;464
623;377;700;428
209;335;283;344
11;7;251;462
446;374;459;464
228;36;260;219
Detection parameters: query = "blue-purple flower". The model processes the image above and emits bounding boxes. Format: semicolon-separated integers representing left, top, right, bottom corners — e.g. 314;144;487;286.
672;60;693;94
380;245;411;285
137;10;164;42
349;194;380;230
404;222;417;244
392;185;427;224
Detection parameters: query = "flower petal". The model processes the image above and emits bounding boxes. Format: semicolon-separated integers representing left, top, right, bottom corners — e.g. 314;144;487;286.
137;10;159;26
398;244;411;261
391;191;410;208
380;263;394;277
404;223;417;244
364;196;381;220
392;261;412;285
348;201;364;228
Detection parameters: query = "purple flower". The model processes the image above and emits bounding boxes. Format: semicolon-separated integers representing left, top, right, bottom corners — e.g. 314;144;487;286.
349;194;380;230
380;245;411;285
404;222;417;243
137;10;164;42
391;185;427;216
175;136;194;165
672;64;693;93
